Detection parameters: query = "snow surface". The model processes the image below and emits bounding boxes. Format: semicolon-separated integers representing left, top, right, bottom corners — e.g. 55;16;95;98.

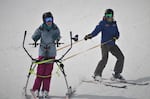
0;0;150;99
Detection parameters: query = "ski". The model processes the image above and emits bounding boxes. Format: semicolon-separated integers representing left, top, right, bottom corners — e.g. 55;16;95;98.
30;95;65;99
109;79;149;86
122;80;149;85
38;96;50;99
94;77;149;86
104;82;127;88
82;80;127;89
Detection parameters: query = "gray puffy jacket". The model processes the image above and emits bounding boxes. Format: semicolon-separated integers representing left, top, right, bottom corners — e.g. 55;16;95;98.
32;23;61;58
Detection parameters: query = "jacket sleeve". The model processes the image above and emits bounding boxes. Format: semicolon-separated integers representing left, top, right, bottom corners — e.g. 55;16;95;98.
115;22;120;39
91;21;103;37
55;28;61;41
52;24;61;41
32;28;41;42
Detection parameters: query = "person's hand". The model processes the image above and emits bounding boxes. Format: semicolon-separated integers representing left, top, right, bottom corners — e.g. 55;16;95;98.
113;37;119;40
84;34;93;40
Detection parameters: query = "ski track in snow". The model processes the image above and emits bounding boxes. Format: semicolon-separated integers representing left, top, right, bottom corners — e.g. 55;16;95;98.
0;0;150;99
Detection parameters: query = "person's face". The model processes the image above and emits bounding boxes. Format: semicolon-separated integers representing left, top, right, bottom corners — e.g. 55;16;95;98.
45;17;53;26
46;21;52;26
106;17;113;22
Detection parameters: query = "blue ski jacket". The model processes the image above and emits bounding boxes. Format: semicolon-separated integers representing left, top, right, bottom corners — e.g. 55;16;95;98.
91;19;120;45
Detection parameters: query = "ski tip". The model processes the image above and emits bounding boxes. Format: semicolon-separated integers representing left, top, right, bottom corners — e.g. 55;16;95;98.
123;85;127;88
117;85;127;89
143;82;149;85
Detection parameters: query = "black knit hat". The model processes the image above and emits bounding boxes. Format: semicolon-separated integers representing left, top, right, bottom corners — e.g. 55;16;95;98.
105;9;114;17
42;12;53;23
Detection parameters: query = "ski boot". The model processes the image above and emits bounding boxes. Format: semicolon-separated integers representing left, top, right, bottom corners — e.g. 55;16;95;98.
30;89;40;98
112;73;125;81
92;75;102;82
42;90;49;99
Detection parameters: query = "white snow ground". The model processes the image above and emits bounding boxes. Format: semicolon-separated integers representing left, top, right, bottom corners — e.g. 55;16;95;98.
0;0;150;99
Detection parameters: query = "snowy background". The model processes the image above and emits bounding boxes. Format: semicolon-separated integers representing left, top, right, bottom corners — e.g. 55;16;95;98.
0;0;150;99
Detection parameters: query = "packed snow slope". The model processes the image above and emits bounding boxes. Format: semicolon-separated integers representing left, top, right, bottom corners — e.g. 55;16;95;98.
0;0;150;99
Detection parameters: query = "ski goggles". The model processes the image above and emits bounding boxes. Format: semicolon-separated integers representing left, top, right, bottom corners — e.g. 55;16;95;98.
105;14;113;18
45;17;53;22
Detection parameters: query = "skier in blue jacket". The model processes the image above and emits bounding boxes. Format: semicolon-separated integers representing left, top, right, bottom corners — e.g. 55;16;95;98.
84;9;125;81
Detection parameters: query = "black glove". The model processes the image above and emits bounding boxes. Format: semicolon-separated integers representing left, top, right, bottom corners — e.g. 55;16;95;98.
113;36;119;40
34;41;38;47
84;34;93;40
56;40;59;47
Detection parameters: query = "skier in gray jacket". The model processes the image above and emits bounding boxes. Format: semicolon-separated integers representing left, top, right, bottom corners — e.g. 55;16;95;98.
30;12;60;98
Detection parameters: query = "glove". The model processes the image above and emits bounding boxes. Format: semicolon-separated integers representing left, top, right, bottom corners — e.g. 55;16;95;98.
113;36;119;40
84;34;93;40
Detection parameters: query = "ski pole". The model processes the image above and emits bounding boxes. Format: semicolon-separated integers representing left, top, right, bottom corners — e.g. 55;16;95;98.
62;39;114;61
62;44;100;61
29;42;64;48
101;39;114;46
59;31;79;60
56;61;72;96
24;63;36;96
57;39;84;51
23;31;35;60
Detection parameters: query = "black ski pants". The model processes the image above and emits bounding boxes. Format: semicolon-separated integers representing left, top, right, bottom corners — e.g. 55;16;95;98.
94;44;124;76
